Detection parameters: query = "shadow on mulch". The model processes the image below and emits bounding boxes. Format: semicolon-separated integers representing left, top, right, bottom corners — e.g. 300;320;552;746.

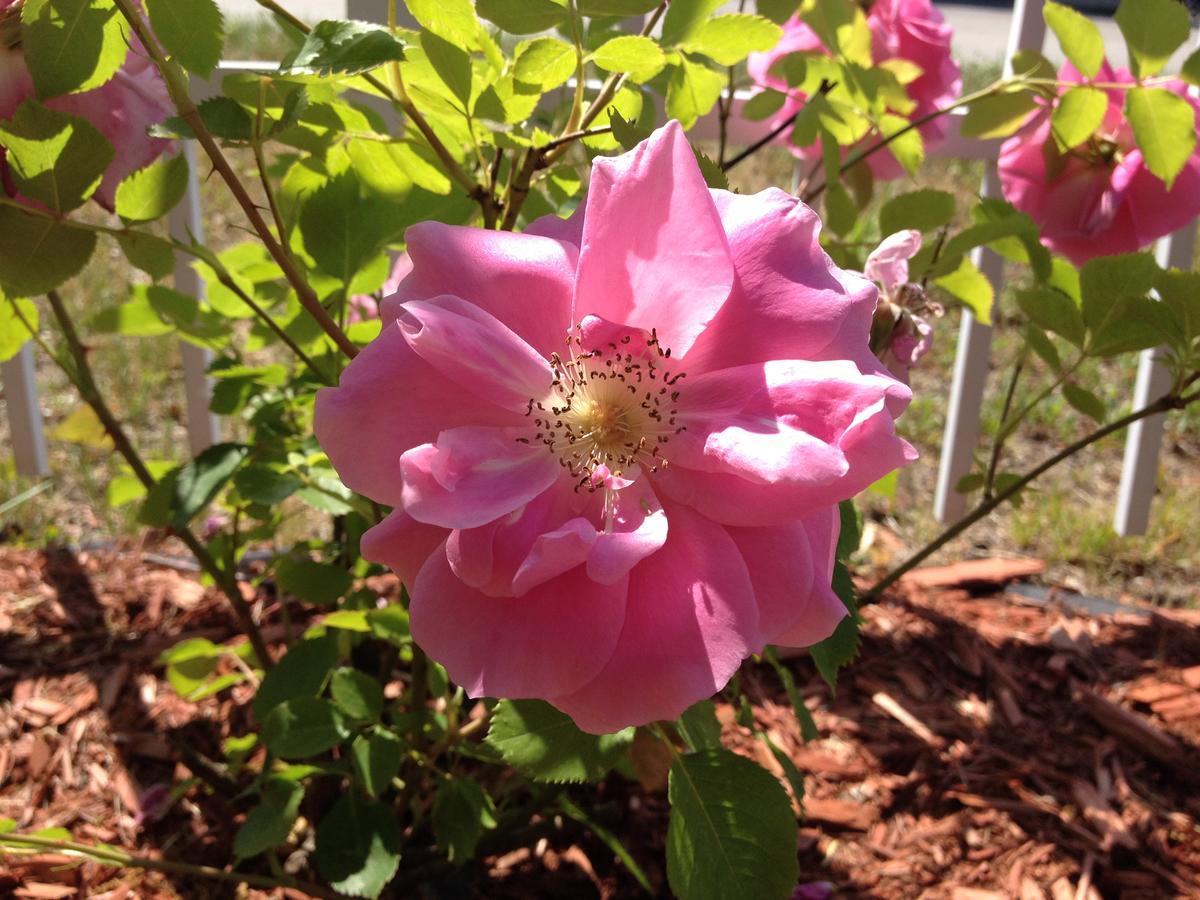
1;545;1199;898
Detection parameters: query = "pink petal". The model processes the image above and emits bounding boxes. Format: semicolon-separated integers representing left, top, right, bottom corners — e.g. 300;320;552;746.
400;426;560;529
394;295;552;414
659;360;914;524
360;511;447;588
382;222;575;356
314;322;514;507
864;230;922;291
551;503;758;734
410;543;629;699
512;519;595;596
727;507;848;648
681;189;884;377
573;121;734;359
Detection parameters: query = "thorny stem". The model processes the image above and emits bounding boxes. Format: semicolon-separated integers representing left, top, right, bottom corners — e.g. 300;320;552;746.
862;387;1200;602
42;290;273;668
0;833;340;899
112;0;359;360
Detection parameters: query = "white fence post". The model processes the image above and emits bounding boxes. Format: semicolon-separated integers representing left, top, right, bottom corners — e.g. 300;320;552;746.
1112;221;1198;535
2;344;49;478
170;141;221;455
933;0;1046;523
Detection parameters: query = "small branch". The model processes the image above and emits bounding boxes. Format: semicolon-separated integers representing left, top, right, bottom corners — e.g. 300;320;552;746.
982;346;1027;499
862;388;1200;602
0;833;340;899
573;1;670;137
722;110;800;173
112;0;358;360
43;290;273;667
805;79;1016;202
539;125;613;152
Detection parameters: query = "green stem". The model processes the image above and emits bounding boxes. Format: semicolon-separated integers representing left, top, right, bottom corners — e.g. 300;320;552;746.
862;387;1200;602
982;344;1028;499
0;833;340;899
112;0;358;361
42;290;273;668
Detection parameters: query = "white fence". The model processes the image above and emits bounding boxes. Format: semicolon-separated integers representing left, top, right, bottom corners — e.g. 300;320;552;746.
2;0;1193;536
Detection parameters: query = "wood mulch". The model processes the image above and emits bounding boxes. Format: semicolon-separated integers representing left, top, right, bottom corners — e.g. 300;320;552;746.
0;544;1198;898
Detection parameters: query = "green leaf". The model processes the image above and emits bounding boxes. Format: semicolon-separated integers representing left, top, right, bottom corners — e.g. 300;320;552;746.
20;0;128;98
1016;286;1086;347
1115;0;1189;79
676;700;722;752
331;668;384;723
741;89;787;121
233;464;301;506
350;730;404;798
407;0;481;47
592;35;666;83
476;0;568;35
234;779;304;860
809;599;859;691
486;699;634;783
1182;48;1200;89
757;0;801;24
762;648;819;742
1062;381;1106;423
662;0;726;47
145;0;225;76
159;636;221;696
253;633;339;721
0;297;39;363
823;182;857;237
299;173;399;282
170;442;247;530
1088;296;1165;357
0;101;113;212
513;37;576;91
432;776;498;863
314;792;402;898
878;113;923;174
681;14;782;67
959;90;1038;139
667;749;799;900
287;20;406;76
666;57;725;130
275;556;353;606
1024;324;1062;373
1011;49;1057;81
879;189;955;236
263;696;349;759
114;153;188;223
116;231;175;280
0;206;96;297
1079;251;1157;336
1125;87;1197;190
155;97;254;143
323;610;372;633
1051;86;1107;151
559;795;654;892
1043;0;1104;78
935;256;995;325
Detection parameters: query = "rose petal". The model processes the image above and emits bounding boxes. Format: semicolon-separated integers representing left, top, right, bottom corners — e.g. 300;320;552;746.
360;511;448;588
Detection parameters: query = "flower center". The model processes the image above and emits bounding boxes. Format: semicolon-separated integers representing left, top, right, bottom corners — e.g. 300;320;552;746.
522;324;686;489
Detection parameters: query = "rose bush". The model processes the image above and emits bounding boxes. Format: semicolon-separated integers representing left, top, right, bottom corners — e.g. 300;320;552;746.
747;0;961;178
0;0;172;209
316;122;915;733
999;60;1200;265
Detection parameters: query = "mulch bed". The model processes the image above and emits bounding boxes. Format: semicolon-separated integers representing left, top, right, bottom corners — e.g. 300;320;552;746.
1;544;1198;898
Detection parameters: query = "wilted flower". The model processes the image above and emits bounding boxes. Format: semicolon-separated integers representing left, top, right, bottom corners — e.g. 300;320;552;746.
0;0;173;210
747;0;962;179
864;230;937;383
316;122;915;734
999;61;1200;265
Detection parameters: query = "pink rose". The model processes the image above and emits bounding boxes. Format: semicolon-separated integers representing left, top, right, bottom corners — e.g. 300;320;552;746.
999;61;1200;266
315;122;915;734
0;7;173;210
747;0;962;180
